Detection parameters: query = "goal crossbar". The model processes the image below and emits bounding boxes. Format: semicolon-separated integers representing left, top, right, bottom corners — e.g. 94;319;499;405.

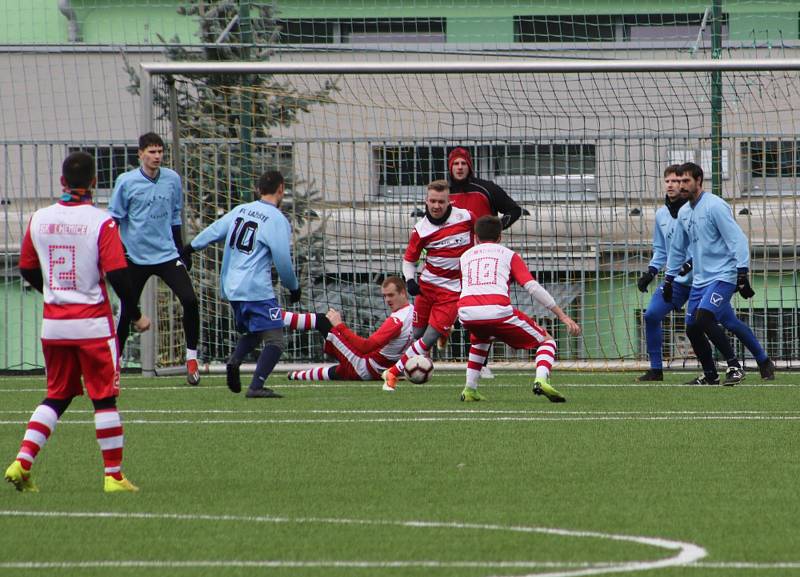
140;58;800;76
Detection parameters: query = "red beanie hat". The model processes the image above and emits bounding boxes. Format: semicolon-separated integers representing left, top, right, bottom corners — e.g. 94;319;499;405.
448;147;473;176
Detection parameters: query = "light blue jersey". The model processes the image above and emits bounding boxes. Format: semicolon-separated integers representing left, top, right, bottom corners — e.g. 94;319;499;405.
190;199;299;302
666;192;750;287
649;205;692;287
109;167;183;265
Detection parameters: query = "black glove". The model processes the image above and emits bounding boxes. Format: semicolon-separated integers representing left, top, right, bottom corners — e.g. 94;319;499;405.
662;276;674;303
737;269;755;299
500;214;512;229
289;288;302;304
637;268;656;293
179;245;194;272
678;260;693;277
406;278;421;296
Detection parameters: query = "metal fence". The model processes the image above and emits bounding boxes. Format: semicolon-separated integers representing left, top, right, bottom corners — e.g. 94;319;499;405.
3;136;798;371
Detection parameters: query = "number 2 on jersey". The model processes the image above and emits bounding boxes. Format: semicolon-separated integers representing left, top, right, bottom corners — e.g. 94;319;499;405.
49;245;77;290
466;257;499;286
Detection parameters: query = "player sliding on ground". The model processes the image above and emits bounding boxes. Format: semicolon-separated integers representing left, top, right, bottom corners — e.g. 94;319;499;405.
457;215;581;402
284;276;414;381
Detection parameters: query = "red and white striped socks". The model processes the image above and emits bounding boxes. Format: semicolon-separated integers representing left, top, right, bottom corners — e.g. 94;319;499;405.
283;311;318;331
94;408;124;481
15;404;59;472
535;340;557;380
389;338;431;376
466;342;491;389
288;367;334;381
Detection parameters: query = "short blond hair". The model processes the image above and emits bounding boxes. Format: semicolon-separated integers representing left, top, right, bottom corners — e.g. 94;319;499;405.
427;179;449;194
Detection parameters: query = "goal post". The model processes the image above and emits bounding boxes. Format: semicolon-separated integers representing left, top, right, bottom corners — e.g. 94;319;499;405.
139;58;800;374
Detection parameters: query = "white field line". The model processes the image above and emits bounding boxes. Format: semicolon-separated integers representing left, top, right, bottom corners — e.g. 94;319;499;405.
1;560;798;571
0;509;706;577
693;562;800;569
0;382;798;393
1;409;799;415
3;410;800;425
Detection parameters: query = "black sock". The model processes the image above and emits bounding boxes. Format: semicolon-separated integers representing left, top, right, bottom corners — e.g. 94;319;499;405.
696;310;737;367
230;333;261;366
250;345;282;391
686;323;717;376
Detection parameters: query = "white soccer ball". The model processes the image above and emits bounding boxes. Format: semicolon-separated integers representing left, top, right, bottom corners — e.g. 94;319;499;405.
404;355;434;384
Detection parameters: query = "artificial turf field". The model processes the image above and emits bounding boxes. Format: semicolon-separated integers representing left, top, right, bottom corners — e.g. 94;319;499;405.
1;369;799;577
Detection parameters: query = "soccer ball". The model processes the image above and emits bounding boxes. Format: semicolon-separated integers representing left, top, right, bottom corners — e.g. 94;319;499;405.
404;355;434;384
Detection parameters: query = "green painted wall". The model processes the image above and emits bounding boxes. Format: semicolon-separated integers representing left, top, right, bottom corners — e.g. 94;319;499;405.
2;1;797;45
0;0;66;44
0;280;43;371
448;16;515;44
75;2;198;45
580;272;797;360
728;13;799;45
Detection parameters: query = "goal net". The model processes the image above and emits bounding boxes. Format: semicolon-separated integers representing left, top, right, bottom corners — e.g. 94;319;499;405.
142;60;800;372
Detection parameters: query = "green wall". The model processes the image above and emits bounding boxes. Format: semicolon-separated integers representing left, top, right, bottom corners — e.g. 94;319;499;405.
0;280;43;371
581;272;798;360
2;0;797;45
0;0;66;44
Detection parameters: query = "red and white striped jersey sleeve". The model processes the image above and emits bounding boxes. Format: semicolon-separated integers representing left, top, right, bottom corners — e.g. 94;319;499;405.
509;253;534;286
97;219;128;273
335;315;402;356
403;229;424;264
19;220;40;269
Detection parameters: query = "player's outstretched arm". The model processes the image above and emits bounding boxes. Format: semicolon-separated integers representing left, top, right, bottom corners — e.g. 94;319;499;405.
550;305;582;336
522;278;581;336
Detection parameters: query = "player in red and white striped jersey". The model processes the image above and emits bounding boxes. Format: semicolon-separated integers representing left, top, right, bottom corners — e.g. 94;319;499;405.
4;152;150;494
457;215;581;403
446;147;525;378
381;180;475;391
285;277;414;381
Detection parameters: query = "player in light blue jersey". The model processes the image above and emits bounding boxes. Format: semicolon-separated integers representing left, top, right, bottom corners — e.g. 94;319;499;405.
664;162;775;385
636;165;692;381
182;171;300;398
109;133;201;385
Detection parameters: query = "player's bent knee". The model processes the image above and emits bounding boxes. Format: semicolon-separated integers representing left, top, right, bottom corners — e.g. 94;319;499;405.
260;328;284;350
685;321;703;339
643;308;662;324
43;397;73;417
695;309;718;331
91;396;117;411
420;326;441;348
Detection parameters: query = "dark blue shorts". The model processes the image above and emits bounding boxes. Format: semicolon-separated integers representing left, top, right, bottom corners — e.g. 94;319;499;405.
230;299;283;334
